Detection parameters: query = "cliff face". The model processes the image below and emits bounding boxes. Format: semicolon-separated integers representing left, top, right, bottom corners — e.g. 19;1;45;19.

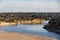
43;17;60;34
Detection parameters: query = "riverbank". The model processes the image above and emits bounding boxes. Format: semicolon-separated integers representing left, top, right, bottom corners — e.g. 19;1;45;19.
0;19;45;26
0;32;56;40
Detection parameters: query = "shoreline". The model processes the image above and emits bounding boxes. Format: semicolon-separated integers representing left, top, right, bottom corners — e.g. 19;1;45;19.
0;32;56;40
0;19;45;26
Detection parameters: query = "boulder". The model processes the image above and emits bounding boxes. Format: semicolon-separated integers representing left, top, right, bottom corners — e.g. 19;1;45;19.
43;17;60;34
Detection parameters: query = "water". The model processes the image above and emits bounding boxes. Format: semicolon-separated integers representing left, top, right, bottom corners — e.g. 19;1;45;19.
0;20;60;40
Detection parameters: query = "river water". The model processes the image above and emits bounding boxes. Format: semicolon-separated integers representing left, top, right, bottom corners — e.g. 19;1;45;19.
0;20;60;40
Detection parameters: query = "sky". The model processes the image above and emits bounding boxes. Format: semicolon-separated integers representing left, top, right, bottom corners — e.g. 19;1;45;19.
0;0;60;12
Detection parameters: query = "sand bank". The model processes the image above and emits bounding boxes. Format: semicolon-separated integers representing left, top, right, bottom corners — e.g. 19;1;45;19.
0;22;17;26
0;19;45;26
0;32;56;40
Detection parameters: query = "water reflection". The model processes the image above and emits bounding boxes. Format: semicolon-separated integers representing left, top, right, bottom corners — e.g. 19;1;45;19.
0;20;60;40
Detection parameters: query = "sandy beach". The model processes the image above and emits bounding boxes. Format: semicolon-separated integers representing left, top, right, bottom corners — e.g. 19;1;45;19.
0;32;56;40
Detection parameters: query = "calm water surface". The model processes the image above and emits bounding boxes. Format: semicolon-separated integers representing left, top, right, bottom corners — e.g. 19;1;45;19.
0;20;60;40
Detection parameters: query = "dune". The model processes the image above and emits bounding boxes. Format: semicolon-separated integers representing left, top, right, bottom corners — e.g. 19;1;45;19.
0;32;56;40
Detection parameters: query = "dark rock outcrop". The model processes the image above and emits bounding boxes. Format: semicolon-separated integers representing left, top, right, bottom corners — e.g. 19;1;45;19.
43;17;60;34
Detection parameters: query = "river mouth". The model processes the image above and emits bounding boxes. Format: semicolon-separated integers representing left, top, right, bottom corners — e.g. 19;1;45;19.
0;21;60;40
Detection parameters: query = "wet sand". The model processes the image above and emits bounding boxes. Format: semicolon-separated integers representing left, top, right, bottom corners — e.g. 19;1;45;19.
0;32;56;40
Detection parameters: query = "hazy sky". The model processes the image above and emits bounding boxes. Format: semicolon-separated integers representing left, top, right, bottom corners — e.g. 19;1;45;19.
0;0;60;12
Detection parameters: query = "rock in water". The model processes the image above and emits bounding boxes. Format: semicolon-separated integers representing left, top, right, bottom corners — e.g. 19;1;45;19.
43;17;60;34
